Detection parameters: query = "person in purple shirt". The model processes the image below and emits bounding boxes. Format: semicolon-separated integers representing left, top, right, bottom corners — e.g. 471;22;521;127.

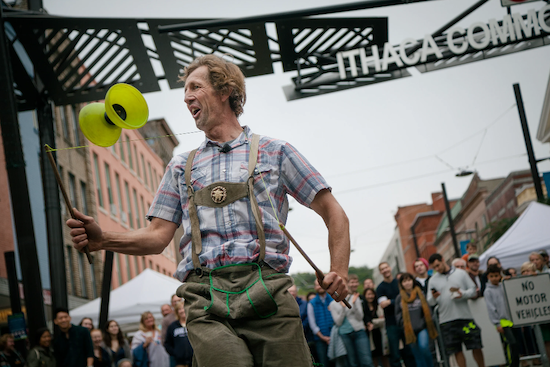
67;54;350;367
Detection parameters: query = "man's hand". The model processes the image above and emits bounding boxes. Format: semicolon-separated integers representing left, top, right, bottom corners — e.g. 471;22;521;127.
66;208;103;252
450;287;462;299
319;271;348;303
380;300;392;309
352;293;359;304
321;335;331;345
367;322;374;331
496;325;504;334
431;289;440;299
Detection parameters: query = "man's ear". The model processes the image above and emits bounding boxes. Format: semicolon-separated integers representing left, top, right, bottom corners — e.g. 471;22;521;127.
220;87;233;103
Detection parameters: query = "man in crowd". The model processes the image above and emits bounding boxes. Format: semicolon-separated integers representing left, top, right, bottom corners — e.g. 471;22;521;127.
467;254;486;298
541;250;549;268
289;284;316;355
427;254;484;367
161;294;181;343
53;307;93;367
67;54;350;366
308;279;335;367
452;258;467;270
376;262;415;367
414;258;431;294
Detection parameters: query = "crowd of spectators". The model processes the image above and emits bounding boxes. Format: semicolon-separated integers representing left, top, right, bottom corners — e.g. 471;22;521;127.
291;246;550;367
0;294;193;367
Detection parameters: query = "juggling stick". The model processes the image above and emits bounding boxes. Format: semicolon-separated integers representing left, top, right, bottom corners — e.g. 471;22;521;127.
279;224;351;309
45;144;93;264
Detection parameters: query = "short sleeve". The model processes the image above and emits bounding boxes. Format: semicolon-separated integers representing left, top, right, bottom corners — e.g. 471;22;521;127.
147;157;184;225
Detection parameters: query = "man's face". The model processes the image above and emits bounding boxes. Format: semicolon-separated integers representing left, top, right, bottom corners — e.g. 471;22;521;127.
161;304;172;317
288;285;298;298
379;264;392;279
414;261;427;276
468;259;480;272
454;261;466;270
54;312;71;331
348;278;359;293
431;260;447;274
184;66;227;132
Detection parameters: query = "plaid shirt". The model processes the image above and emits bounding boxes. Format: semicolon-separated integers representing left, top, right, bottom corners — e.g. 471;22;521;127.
147;126;330;281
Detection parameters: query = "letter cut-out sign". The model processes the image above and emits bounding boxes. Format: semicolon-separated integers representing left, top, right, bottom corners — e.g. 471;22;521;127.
502;274;550;327
502;0;539;7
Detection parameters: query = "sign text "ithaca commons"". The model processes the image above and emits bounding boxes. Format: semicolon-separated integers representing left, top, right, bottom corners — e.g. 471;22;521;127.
336;5;550;79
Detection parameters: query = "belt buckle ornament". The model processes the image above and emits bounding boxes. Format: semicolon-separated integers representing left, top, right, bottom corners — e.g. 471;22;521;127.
211;186;227;204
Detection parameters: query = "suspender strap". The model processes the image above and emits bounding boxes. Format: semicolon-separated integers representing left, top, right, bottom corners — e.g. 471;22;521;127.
185;149;202;268
247;134;266;262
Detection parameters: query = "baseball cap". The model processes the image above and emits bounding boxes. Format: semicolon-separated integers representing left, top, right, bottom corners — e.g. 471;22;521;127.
468;254;480;261
540;250;549;257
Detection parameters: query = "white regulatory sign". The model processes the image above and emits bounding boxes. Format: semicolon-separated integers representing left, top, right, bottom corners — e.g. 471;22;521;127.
502;274;550;326
501;0;539;7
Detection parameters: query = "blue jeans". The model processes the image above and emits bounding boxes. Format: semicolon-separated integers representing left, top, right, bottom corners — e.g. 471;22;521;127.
409;329;433;367
340;330;374;367
316;339;330;367
387;325;416;367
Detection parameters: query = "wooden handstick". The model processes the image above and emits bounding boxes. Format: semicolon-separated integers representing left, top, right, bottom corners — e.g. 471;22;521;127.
279;224;351;309
44;145;93;264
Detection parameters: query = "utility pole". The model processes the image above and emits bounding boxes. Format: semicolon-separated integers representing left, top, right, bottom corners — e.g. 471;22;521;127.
441;183;460;258
513;83;544;201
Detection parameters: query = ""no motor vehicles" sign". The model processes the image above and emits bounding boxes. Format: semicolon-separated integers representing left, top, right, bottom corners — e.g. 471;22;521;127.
503;274;550;327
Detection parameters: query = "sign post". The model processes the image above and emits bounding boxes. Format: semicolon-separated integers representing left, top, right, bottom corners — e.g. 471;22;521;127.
503;274;550;367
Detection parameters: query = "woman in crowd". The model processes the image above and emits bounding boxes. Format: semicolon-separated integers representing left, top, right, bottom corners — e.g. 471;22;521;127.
90;329;111;367
486;256;502;270
0;334;24;366
103;320;131;365
395;273;438;367
79;317;94;331
529;252;549;273
131;311;169;367
164;301;193;367
362;287;389;367
503;268;517;279
26;328;55;367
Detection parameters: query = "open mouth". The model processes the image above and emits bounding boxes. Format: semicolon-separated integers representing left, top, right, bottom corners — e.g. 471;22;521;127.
192;108;201;118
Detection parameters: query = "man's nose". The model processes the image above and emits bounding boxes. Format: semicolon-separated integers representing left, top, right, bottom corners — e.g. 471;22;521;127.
184;92;194;104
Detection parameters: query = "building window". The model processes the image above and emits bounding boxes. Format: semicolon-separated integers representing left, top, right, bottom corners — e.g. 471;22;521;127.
127;138;133;170
60;106;71;142
68;173;77;210
149;260;153;269
115;253;123;286
80;181;89;215
141;155;147;186
134;256;140;275
104;163;115;214
90;259;98;298
115;173;124;222
125;181;133;229
133;189;141;228
148;162;154;190
93;153;104;208
140;195;146;226
78;253;88;298
125;255;132;281
142;257;146;271
134;145;139;176
156;264;160;272
152;168;157;189
59;166;66;216
72;105;81;146
120;135;126;163
66;245;76;295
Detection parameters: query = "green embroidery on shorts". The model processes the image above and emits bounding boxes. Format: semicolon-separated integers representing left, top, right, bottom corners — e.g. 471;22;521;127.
463;322;477;334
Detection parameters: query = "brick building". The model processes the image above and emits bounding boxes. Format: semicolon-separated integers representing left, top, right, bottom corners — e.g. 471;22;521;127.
394;193;453;274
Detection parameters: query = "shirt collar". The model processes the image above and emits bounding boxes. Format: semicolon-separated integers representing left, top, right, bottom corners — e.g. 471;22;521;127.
201;125;252;150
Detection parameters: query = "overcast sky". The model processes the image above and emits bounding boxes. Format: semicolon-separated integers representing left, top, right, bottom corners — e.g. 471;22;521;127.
42;0;550;274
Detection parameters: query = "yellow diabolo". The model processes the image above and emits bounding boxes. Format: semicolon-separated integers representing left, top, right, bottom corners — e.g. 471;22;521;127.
79;83;149;147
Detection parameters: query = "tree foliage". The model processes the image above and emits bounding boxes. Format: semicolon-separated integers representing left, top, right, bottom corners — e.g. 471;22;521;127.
291;266;374;297
481;216;518;252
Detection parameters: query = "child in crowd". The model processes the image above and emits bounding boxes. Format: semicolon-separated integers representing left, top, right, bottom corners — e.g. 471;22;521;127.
520;262;537;276
484;264;519;367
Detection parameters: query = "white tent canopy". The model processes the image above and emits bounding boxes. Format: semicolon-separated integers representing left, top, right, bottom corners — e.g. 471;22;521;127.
69;268;182;332
479;201;550;270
